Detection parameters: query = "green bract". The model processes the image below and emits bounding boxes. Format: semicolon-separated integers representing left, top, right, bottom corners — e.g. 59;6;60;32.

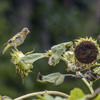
10;49;33;79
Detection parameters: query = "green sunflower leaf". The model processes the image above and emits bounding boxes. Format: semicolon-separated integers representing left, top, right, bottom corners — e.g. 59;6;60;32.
35;94;67;100
37;72;65;85
48;42;73;66
54;96;67;100
19;53;47;63
68;88;85;100
43;94;54;100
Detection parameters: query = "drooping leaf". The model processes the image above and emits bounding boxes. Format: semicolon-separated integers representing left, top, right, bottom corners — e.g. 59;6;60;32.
68;88;85;100
37;72;65;85
19;53;47;63
48;42;73;66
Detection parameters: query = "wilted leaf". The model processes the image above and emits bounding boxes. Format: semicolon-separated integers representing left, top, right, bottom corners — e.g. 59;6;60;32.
48;42;73;66
68;88;85;100
37;72;65;85
19;53;47;63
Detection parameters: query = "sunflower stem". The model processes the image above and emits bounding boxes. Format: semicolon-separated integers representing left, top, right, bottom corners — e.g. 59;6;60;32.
61;56;68;63
82;78;94;94
78;72;94;94
14;90;70;100
64;74;76;77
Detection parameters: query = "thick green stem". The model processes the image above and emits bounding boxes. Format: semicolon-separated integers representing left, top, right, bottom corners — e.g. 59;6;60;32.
81;78;94;94
64;74;76;77
14;90;70;100
78;72;94;94
61;56;68;63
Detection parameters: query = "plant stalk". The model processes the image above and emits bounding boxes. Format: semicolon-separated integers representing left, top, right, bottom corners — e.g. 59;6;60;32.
14;90;70;100
64;74;76;77
78;72;94;94
81;78;94;94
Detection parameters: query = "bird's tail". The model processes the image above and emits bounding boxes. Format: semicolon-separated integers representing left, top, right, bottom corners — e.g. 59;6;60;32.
3;44;11;54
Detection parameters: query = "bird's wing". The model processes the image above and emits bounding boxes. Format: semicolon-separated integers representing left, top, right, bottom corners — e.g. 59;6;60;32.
7;33;21;44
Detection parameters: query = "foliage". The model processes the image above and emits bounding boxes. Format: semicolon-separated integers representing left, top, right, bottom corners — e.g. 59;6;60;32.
37;72;65;85
1;36;100;100
1;0;100;99
34;94;67;100
68;88;85;100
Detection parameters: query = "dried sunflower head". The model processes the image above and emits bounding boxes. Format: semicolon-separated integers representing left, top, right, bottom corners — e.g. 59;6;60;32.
74;37;100;64
64;37;100;72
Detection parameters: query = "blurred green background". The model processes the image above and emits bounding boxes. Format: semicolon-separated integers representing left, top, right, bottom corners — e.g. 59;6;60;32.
0;0;100;99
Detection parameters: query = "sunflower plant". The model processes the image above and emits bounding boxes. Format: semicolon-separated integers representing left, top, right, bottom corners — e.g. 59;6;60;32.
2;37;100;100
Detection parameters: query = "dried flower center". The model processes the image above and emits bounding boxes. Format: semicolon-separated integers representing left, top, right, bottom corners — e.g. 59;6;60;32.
75;41;98;64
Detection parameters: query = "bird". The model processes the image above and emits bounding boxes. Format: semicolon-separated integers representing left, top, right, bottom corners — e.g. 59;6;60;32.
3;27;30;54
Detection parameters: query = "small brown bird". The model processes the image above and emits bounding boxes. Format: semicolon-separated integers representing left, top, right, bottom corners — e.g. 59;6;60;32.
3;27;30;54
